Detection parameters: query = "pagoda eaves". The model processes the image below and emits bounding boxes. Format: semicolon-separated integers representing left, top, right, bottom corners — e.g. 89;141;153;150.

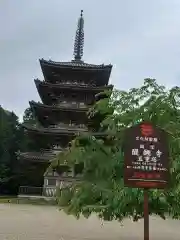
30;101;88;112
35;78;113;92
34;79;113;106
39;59;112;86
40;58;112;69
18;151;56;162
29;101;89;127
23;123;106;137
23;123;87;133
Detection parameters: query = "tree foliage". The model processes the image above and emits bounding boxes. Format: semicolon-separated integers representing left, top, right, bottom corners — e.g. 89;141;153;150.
22;107;42;151
53;78;180;221
0;107;27;193
0;105;50;193
23;107;36;124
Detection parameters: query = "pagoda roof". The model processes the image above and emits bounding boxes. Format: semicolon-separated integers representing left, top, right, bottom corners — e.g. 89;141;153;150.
18;151;56;162
22;123;88;136
29;101;88;126
35;79;112;105
22;123;106;137
35;79;113;93
39;59;112;86
29;101;88;112
40;58;112;70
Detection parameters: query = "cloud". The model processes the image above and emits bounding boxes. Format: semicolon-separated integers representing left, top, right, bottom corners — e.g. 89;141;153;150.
0;0;180;118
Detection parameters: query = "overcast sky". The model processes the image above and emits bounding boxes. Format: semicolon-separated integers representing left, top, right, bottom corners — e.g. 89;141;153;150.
1;0;180;120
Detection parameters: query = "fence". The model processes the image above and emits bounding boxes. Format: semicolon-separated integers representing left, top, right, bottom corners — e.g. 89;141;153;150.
18;186;56;197
19;186;43;196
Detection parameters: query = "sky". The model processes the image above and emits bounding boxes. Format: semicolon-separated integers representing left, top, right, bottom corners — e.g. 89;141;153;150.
1;0;180;120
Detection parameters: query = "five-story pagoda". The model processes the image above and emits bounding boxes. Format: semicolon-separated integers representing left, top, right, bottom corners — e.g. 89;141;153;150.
19;10;113;196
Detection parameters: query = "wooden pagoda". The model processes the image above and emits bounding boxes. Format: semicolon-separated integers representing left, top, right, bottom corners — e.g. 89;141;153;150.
18;10;113;197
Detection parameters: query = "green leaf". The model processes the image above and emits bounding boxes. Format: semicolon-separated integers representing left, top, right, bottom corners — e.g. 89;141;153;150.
52;79;180;222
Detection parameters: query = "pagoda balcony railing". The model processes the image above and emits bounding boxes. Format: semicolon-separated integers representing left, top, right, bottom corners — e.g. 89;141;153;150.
43;79;96;87
50;123;88;131
30;123;88;132
39;149;61;155
40;149;54;154
38;147;64;156
57;82;96;87
53;101;88;109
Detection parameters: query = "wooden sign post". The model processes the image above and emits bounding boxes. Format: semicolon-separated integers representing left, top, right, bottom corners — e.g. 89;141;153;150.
123;122;169;240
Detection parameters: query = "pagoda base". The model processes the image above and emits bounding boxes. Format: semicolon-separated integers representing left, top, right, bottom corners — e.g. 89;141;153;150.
18;177;80;199
18;185;57;198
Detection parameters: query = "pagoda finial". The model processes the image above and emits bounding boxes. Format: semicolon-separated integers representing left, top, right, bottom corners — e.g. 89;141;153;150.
73;10;84;61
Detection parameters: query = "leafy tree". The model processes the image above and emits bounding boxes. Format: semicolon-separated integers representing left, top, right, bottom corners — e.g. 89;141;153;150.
23;107;36;124
0;105;43;194
53;78;180;221
0;108;25;193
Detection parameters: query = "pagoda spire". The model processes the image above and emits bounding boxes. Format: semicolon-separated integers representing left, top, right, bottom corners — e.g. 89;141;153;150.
73;10;84;61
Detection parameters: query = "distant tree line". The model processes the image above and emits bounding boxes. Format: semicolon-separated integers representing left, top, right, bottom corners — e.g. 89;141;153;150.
0;106;36;195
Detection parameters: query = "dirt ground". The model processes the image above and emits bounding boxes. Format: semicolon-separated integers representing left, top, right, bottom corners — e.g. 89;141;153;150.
0;204;179;240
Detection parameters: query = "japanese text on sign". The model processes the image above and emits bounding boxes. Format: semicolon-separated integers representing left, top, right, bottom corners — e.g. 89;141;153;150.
123;122;169;189
128;136;167;172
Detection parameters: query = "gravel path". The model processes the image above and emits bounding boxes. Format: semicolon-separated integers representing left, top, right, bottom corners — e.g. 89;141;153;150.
0;204;179;240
